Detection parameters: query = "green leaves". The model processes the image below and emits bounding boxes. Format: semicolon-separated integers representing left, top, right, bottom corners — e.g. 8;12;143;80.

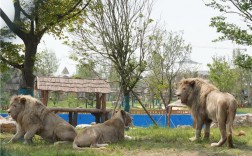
206;0;252;46
207;57;239;92
234;54;252;71
34;50;59;76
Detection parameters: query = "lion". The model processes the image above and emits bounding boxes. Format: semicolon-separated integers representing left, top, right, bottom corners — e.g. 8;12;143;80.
176;78;237;148
7;95;77;144
73;110;132;149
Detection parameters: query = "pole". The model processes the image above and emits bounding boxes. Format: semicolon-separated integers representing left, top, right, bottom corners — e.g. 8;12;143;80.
132;91;158;126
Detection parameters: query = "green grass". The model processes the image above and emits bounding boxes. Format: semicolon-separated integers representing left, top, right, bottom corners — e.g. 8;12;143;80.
47;100;115;109
237;107;252;114
1;126;252;156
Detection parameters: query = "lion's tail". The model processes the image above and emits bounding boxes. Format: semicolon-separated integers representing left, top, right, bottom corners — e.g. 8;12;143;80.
226;99;237;147
233;130;246;136
73;142;83;150
73;142;106;150
226;100;246;148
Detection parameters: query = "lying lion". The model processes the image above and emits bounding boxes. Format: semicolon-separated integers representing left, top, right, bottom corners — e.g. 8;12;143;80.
73;110;132;149
7;95;77;144
176;78;237;148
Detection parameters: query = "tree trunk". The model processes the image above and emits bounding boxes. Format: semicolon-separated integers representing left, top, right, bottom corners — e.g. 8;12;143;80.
159;91;166;108
123;91;130;112
168;80;173;104
18;39;39;96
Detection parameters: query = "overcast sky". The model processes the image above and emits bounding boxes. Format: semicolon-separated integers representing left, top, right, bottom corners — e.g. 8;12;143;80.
1;0;251;75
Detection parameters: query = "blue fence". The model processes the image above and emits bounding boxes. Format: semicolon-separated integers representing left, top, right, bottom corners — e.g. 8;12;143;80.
1;113;194;128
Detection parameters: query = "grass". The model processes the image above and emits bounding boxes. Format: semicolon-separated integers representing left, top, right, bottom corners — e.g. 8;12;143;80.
237;107;252;114
1;126;252;156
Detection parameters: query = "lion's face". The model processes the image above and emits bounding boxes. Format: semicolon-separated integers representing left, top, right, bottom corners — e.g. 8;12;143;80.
7;96;26;120
123;112;133;128
176;80;195;104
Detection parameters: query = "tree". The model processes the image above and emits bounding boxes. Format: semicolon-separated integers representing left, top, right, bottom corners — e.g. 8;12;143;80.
34;49;59;76
205;0;252;73
207;56;239;93
74;60;98;79
205;0;252;46
68;0;154;112
0;68;19;106
0;0;90;95
235;54;252;71
0;29;24;72
234;51;252;105
147;28;191;107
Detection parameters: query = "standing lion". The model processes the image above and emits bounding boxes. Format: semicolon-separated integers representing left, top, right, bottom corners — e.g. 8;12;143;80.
176;78;237;148
7;95;77;144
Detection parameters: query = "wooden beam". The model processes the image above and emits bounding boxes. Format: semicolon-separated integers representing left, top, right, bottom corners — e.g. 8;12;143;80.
95;93;101;123
40;90;49;106
44;90;49;106
49;107;108;113
96;93;101;109
73;112;78;127
69;112;73;125
101;93;106;122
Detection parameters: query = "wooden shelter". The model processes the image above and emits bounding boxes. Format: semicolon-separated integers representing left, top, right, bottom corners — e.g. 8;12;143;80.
35;77;111;124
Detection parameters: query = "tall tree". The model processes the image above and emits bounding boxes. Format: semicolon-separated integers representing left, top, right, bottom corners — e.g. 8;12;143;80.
0;0;90;95
34;49;59;76
207;56;239;93
68;0;154;112
0;29;24;72
235;53;252;71
147;29;191;107
75;60;98;79
234;50;252;105
205;0;252;71
205;0;252;46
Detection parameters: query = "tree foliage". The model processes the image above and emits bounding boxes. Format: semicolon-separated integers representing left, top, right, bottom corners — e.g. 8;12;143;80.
68;0;155;111
74;60;98;79
0;0;90;93
34;49;59;76
235;53;252;71
205;0;252;46
0;29;24;72
147;28;191;106
207;56;239;93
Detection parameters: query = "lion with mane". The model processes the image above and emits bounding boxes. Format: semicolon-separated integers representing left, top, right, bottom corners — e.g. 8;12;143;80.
73;110;132;149
176;78;237;148
7;95;77;144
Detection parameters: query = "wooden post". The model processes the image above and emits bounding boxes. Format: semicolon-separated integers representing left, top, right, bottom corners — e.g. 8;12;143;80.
95;93;101;123
167;106;172;127
69;112;73;125
73;112;78;127
101;93;106;122
44;90;49;106
41;90;49;106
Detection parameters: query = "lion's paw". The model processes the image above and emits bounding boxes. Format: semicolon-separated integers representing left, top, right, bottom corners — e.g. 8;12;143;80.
210;142;219;147
189;137;199;142
124;135;133;140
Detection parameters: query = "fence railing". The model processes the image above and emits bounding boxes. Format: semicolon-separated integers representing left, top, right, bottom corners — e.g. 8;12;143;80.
130;109;191;115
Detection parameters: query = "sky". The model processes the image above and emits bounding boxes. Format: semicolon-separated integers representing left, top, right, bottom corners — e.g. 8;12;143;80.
1;0;251;75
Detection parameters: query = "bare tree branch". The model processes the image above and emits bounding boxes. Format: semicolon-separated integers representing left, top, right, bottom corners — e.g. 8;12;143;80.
0;8;26;40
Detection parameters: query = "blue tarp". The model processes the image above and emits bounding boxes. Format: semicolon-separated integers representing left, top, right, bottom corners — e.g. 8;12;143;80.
1;113;194;128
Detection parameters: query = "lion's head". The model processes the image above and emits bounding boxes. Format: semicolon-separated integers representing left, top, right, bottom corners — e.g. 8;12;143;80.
121;110;133;128
176;79;196;104
176;78;218;106
7;95;28;120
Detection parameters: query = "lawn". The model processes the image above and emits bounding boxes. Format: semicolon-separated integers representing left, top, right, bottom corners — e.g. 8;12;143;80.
1;126;251;156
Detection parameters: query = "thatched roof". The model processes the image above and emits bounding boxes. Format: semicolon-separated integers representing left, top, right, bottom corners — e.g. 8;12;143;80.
36;77;111;93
